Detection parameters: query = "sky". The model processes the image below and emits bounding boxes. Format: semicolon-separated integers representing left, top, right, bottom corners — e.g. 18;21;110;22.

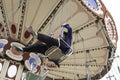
100;0;120;80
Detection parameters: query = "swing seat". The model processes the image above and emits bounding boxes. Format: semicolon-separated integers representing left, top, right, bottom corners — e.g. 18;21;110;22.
26;71;47;80
45;46;72;63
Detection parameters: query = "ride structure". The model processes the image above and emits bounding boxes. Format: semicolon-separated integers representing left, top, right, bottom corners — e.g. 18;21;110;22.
0;0;118;80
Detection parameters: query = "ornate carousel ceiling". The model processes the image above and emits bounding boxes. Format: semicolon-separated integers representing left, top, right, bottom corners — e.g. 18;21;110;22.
0;0;118;80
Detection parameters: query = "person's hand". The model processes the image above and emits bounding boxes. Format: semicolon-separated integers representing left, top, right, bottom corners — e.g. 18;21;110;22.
61;23;68;27
59;35;62;38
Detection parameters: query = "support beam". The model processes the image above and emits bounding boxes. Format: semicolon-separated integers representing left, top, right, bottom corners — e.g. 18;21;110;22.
0;0;9;37
18;0;27;40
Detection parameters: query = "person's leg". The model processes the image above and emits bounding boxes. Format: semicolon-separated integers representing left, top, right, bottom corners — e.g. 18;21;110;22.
27;26;59;47
37;33;59;47
37;34;70;54
12;42;49;55
23;42;48;54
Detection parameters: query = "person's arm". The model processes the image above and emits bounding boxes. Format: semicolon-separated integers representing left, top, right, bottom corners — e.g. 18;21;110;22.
63;24;72;46
63;24;72;38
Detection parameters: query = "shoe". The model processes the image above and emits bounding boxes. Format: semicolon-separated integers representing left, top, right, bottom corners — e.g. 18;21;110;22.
48;59;60;67
52;60;60;68
54;62;60;68
27;26;37;38
12;45;23;55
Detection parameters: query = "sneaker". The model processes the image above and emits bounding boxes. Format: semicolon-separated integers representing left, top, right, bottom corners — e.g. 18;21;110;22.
27;26;37;38
54;61;60;68
52;60;60;68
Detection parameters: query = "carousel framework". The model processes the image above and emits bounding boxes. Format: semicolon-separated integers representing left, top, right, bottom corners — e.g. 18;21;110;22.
0;0;118;80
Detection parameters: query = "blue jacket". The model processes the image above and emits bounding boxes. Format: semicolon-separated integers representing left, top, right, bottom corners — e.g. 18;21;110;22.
63;24;72;46
61;24;72;54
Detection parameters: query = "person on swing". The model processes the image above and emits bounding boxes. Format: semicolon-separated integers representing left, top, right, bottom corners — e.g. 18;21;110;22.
13;23;72;67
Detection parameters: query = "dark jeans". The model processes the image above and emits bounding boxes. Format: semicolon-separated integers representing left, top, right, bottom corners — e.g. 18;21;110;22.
23;33;69;55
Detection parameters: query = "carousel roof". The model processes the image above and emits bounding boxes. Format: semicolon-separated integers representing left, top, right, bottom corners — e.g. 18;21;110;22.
0;0;118;80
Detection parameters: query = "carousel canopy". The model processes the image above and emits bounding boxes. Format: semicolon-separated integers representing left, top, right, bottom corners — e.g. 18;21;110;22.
0;0;118;80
